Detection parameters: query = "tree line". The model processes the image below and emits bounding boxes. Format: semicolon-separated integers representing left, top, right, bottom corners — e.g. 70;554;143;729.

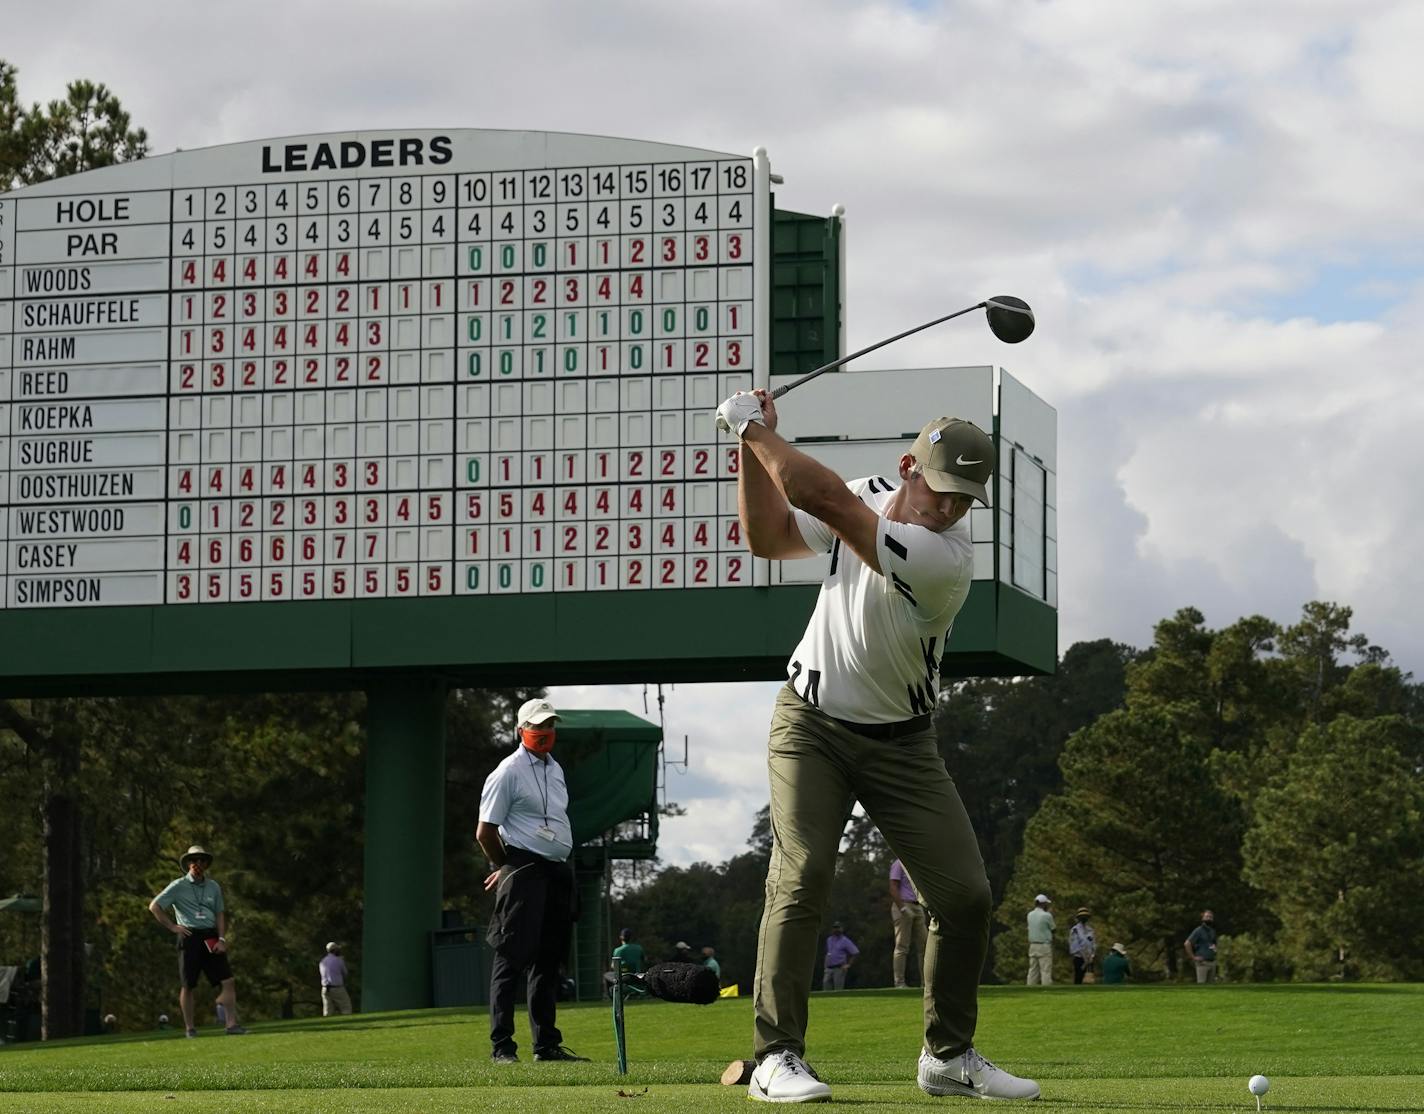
997;601;1423;983
1;60;148;190
612;602;1424;990
5;598;1414;1040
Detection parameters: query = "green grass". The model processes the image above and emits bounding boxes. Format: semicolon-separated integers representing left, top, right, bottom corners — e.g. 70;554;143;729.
1;984;1421;1111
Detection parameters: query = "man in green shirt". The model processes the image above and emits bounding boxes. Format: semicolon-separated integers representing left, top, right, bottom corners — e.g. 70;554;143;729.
606;927;647;997
612;927;646;973
1101;943;1131;985
702;946;722;983
148;845;248;1037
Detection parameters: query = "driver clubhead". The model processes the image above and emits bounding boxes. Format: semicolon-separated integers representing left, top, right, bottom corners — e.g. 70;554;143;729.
985;295;1035;344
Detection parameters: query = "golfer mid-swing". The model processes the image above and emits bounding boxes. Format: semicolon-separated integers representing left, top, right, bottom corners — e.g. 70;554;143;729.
716;389;1039;1103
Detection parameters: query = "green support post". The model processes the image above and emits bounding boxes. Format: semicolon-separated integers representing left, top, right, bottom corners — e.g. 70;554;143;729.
360;676;448;1011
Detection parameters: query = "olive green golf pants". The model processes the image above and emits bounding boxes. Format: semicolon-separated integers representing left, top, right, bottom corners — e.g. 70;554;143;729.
753;685;991;1061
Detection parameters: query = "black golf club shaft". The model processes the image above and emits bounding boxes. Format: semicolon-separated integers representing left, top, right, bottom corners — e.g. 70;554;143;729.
769;302;987;400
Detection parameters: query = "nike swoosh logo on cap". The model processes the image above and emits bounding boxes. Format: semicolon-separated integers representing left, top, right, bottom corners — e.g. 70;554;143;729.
955;455;984;466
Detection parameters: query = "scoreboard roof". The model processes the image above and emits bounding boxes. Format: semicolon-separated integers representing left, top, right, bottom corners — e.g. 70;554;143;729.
2;130;748;195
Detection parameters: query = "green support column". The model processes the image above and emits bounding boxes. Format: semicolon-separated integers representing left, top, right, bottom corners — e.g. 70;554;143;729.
361;676;447;1012
572;849;610;1001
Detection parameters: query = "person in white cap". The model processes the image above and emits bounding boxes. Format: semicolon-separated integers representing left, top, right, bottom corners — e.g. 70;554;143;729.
716;390;1039;1103
319;942;352;1016
476;697;587;1064
1026;895;1055;986
148;845;248;1037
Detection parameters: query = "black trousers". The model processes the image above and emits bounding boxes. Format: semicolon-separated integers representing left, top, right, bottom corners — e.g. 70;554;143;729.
1073;955;1090;984
487;847;574;1054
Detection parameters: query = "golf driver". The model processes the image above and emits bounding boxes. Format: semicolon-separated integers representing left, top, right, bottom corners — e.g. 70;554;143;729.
769;295;1034;401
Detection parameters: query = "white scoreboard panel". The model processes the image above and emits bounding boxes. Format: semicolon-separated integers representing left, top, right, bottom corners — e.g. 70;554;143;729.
0;131;770;609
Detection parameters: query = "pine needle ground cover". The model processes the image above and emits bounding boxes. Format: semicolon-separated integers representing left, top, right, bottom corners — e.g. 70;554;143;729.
1;984;1420;1112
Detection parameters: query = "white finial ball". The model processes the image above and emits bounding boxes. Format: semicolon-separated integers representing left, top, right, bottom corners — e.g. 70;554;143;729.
753;146;767;158
1248;1075;1270;1096
831;203;846;217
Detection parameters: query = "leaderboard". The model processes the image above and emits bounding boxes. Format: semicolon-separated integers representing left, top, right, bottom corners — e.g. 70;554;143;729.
0;131;768;608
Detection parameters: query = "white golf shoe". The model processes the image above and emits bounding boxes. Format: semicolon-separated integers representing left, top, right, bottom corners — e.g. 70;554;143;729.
748;1050;832;1103
918;1047;1040;1101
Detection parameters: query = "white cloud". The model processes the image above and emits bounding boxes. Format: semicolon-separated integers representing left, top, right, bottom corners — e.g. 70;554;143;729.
6;0;1423;868
545;681;780;867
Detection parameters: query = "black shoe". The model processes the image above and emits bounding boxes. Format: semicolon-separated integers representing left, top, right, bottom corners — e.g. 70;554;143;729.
492;1047;519;1064
533;1045;589;1062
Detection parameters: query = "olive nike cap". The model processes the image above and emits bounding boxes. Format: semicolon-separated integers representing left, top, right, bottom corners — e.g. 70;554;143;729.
910;417;994;506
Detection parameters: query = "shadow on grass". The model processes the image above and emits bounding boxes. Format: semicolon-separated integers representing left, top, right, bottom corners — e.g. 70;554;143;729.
2;1007;484;1053
824;983;1424;1001
1035;1107;1424;1113
254;1008;480;1036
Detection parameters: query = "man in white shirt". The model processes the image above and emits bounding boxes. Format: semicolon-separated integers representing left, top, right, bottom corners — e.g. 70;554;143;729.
318;942;352;1016
717;390;1039;1103
1026;895;1056;985
476;698;587;1064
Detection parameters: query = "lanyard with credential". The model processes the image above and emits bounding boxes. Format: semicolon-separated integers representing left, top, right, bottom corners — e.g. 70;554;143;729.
527;751;550;826
187;877;214;922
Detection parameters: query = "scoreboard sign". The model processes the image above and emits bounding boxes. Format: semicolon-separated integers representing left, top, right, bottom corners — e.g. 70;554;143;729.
0;131;769;612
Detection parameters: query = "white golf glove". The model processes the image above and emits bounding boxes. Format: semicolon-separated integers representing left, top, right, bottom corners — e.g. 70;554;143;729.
714;392;765;439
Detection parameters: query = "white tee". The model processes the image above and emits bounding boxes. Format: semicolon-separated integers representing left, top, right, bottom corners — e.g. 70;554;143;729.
786;476;974;723
479;746;574;862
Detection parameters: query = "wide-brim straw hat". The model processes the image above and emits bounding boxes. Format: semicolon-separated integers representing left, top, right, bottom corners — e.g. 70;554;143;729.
180;845;213;868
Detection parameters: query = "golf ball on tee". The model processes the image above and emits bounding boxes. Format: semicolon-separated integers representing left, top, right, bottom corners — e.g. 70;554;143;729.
1249;1075;1270;1096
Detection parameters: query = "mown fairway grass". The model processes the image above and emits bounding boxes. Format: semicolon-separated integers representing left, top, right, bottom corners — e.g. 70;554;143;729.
1;983;1421;1111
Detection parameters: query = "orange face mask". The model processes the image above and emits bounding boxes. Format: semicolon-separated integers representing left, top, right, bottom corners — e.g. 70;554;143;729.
520;726;556;754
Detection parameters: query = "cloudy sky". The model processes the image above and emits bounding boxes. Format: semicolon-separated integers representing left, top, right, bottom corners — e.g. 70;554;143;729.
6;0;1421;865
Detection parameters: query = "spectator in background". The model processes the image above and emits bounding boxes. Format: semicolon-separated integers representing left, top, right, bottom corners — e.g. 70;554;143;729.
606;927;647;997
1184;910;1218;983
1101;943;1131;984
672;940;695;963
319;942;353;1016
702;946;722;983
822;923;859;991
1026;894;1055;986
613;928;646;973
147;844;248;1037
477;698;587;1063
888;858;927;989
1068;908;1096;985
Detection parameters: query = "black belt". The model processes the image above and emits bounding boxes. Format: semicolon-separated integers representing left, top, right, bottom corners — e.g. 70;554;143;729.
786;683;933;740
503;844;567;867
